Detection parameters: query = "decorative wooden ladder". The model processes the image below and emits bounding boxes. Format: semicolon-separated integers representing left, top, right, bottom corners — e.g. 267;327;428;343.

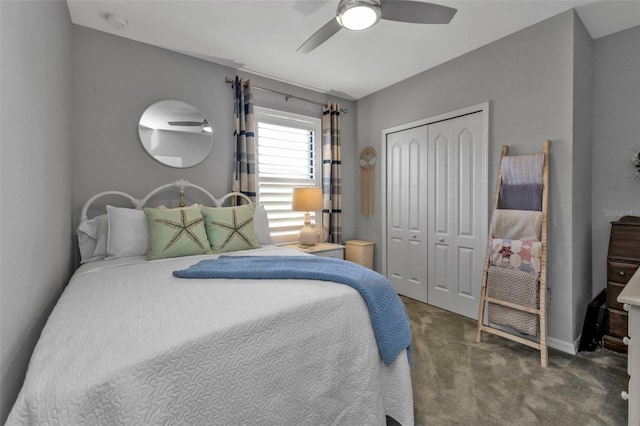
476;140;550;367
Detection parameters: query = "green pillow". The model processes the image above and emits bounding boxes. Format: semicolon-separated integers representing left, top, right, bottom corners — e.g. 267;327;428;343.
202;204;259;253
144;207;210;260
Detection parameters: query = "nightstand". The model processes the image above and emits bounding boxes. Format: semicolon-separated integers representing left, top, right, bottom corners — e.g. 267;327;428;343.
284;243;345;259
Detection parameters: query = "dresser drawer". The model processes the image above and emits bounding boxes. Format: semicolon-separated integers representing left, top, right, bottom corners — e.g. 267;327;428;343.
603;335;628;354
608;307;628;338
607;261;639;284
608;222;640;260
607;281;627;311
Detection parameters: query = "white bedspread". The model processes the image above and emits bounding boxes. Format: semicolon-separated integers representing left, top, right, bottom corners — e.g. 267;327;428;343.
7;246;414;425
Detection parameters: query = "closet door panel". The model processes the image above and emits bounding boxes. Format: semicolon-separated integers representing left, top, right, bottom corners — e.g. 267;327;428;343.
428;125;454;309
433;244;449;291
408;140;422;233
457;247;475;297
386;139;407;294
427;112;486;318
434;133;450;236
458;129;474;237
388;143;404;233
407;238;425;292
455;126;475;302
385;127;428;303
451;113;485;318
387;236;407;294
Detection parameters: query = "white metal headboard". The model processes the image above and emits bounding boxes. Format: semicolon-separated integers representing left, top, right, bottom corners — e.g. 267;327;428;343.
79;179;252;223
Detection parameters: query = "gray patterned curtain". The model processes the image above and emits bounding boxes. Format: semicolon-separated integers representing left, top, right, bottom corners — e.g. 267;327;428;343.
232;76;256;202
322;102;342;244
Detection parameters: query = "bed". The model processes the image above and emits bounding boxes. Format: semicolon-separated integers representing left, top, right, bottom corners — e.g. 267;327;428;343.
7;180;414;426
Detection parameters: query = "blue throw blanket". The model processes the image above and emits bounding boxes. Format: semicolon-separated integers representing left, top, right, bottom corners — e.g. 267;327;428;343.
173;256;412;366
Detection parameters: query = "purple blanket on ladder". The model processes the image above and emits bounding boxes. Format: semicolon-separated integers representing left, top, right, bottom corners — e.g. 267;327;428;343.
498;184;543;211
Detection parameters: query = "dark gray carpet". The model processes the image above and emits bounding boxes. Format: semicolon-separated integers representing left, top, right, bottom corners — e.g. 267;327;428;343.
402;296;628;425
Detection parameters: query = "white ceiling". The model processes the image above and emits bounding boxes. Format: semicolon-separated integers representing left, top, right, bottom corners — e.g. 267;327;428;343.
66;0;640;100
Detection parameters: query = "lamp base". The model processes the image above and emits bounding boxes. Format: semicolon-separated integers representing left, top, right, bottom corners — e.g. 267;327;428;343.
298;214;317;247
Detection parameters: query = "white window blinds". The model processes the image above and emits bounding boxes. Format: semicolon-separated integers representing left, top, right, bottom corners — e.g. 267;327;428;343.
254;108;321;244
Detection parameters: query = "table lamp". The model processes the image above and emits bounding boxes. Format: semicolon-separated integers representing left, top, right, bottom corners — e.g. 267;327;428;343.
292;187;323;247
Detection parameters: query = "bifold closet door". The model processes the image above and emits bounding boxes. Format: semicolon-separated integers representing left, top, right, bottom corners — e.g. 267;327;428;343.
385;126;429;303
427;112;485;319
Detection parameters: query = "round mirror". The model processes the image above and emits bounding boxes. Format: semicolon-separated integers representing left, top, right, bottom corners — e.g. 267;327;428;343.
138;100;214;168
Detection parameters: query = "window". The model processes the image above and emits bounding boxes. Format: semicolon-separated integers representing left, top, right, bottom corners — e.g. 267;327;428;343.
254;107;321;244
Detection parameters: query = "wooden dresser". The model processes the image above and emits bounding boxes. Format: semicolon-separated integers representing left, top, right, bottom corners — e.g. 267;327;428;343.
603;216;640;353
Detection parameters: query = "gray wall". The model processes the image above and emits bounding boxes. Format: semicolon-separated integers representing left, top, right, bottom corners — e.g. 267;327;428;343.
0;1;74;422
2;3;637;419
571;14;594;342
1;18;357;421
72;26;356;244
356;11;581;348
591;25;640;296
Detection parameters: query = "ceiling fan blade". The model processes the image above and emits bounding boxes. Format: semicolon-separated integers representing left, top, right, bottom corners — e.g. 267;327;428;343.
381;1;457;24
292;0;327;16
168;121;201;126
297;18;343;54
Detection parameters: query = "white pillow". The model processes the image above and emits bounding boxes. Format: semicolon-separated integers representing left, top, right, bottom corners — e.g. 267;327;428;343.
106;206;148;259
76;214;108;263
254;204;273;245
77;230;97;263
77;215;103;263
92;214;109;258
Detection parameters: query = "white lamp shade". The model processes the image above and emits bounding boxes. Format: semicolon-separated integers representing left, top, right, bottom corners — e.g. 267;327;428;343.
292;187;323;212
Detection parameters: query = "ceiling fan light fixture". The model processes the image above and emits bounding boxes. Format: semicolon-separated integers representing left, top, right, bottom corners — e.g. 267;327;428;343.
336;0;381;31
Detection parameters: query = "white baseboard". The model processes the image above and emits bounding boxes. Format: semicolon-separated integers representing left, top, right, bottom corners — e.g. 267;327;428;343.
547;335;580;355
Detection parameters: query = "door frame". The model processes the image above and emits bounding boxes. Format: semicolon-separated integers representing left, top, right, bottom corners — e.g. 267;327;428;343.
381;102;490;281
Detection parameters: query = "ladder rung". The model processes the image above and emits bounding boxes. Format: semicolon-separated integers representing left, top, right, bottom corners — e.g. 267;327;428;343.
479;324;541;350
483;296;541;315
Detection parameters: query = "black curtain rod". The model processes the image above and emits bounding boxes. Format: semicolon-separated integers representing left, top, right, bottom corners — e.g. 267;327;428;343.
225;77;348;114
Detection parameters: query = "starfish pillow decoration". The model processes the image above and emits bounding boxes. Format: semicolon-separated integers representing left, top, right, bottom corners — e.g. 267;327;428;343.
144;207;210;260
202;204;259;253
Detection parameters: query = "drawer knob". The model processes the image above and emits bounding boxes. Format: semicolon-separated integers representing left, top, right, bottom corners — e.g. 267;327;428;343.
439;237;445;242
621;391;629;401
619;270;626;276
624;336;630;346
624;303;630;312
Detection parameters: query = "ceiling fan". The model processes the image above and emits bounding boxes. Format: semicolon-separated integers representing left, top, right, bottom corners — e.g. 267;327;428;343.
168;119;212;133
297;0;457;54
